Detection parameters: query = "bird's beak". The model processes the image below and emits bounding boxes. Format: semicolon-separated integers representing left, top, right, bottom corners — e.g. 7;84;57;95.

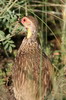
18;18;22;24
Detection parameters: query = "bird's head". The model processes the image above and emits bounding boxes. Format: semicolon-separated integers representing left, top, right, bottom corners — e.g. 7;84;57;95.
21;16;39;39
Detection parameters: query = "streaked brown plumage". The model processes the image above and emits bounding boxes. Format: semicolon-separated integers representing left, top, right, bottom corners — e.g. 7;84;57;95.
12;16;53;100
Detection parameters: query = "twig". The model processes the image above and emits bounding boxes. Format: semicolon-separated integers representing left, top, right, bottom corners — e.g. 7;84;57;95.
7;0;18;11
25;1;28;16
31;1;66;7
0;0;18;16
33;9;62;15
0;0;13;16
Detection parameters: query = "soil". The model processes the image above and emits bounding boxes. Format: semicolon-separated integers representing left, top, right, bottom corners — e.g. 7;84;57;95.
0;49;16;100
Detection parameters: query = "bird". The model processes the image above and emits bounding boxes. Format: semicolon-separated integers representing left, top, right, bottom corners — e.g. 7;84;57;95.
12;16;54;100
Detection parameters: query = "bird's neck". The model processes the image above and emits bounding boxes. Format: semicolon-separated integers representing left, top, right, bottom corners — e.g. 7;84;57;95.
27;28;37;41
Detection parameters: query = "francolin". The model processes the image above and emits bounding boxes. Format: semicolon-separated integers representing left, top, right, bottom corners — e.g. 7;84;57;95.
12;16;53;100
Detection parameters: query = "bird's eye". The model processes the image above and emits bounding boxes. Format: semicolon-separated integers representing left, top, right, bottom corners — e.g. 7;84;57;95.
23;18;26;22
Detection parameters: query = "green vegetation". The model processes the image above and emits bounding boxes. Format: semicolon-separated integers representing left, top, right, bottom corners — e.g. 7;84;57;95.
0;0;66;100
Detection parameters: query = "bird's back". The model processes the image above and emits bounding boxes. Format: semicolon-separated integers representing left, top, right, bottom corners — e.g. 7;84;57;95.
13;38;53;100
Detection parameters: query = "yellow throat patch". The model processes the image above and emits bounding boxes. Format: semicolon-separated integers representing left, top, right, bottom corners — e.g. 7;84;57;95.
27;28;32;38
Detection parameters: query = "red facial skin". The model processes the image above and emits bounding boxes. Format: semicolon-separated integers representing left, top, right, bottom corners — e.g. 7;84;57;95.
21;17;27;24
21;17;31;29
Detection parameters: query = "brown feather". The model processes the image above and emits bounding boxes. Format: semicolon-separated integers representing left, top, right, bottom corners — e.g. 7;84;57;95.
12;37;53;100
